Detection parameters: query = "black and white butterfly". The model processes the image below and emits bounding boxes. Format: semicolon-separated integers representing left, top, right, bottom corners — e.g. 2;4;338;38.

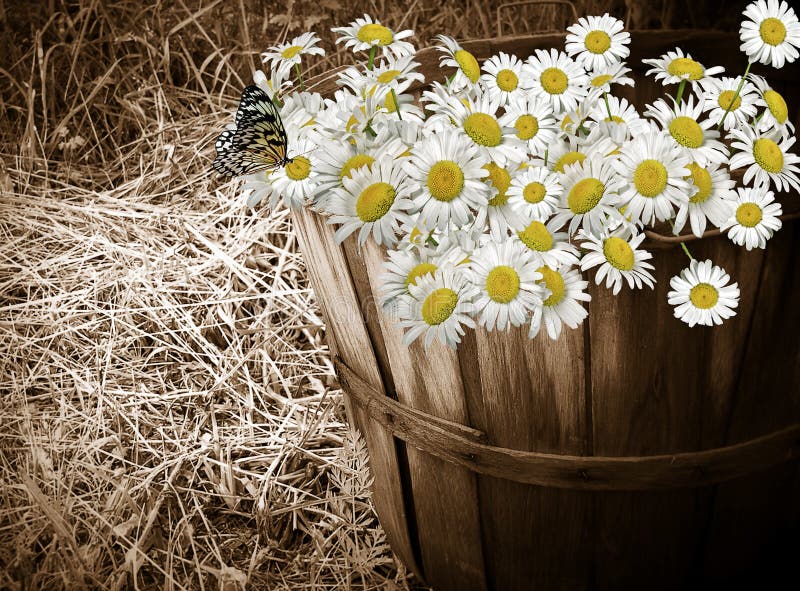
213;85;293;177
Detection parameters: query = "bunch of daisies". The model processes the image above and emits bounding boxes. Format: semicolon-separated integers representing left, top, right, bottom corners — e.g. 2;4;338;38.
239;3;799;349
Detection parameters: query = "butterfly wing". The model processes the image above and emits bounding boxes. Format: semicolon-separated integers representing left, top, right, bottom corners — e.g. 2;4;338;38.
213;129;276;176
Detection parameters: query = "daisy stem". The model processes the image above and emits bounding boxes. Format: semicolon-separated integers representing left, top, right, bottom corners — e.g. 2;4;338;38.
390;88;403;120
675;79;687;105
669;219;694;261
717;60;752;130
603;92;613;119
368;46;376;71
294;63;306;91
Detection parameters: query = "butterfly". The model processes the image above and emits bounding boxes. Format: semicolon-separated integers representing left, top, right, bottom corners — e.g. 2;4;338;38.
213;85;293;177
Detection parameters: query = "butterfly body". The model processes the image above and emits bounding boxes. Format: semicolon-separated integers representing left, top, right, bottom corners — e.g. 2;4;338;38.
213;85;291;177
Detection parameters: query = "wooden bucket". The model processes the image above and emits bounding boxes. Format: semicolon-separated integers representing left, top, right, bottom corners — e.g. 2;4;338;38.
293;31;800;590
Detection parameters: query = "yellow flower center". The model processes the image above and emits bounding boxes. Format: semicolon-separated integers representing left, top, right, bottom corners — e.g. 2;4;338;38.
760;17;787;46
537;266;565;306
541;67;568;94
455;49;480;82
554;151;586;173
421;288;458;325
735;202;763;227
356;182;396;222
602;237;635;271
377;69;401;83
633;159;668;197
518;221;554;252
486;265;520;304
464;113;503;147
686;162;713;204
568;178;605;214
584;30;612;54
560;114;574;131
689;283;718;309
427;160;464;202
666;57;704;80
604;115;625;124
753;138;784;173
718;90;742;112
405;262;437;289
591;74;614;87
523;181;547;203
483;162;512;206
408;227;423;244
496;68;519;91
340;154;375;180
669;116;704;149
281;45;303;59
514;114;539;140
357;23;394;46
286;156;311;181
763;89;788;123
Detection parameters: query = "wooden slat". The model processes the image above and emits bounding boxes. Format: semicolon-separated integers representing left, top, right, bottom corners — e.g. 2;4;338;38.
288;207;421;577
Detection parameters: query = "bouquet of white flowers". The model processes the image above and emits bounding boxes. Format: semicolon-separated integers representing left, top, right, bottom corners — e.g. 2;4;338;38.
214;2;799;350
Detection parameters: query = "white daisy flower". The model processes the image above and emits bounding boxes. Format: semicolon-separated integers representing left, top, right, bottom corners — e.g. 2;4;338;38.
720;186;783;250
498;95;558;158
370;55;426;94
261;32;325;77
507;165;561;223
749;73;795;135
476;161;522;239
529;265;590;340
739;0;800;68
404;129;490;230
668;259;740;327
240;170;276;209
551;155;625;236
253;67;293;99
515;217;581;269
327;156;415;247
280;91;324;130
269;134;320;210
480;52;531;105
380;246;439;305
586;94;649;138
579;229;656;295
435;35;481;92
524;48;590;114
401;267;477;349
332;15;415;59
543;134;617;174
586;61;635;95
565;13;631;72
469;239;546;331
697;76;759;131
642;47;725;87
646;96;728;166
614;131;694;226
673;161;737;237
728;125;800;192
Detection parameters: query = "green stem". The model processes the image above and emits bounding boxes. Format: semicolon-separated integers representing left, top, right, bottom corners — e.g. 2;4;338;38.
390;88;403;120
294;63;306;91
603;92;613;120
675;79;687;105
669;220;694;261
717;60;752;130
544;148;549;167
367;46;376;71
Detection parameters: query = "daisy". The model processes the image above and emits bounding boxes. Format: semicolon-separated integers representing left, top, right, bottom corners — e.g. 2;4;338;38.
404;129;490;230
697;76;759;131
261;32;325;76
332;15;415;60
565;14;631;72
524;48;589;114
551;155;625;236
268;134;320;210
749;73;795;135
380;246;438;305
401;267;477;349
668;259;740;327
728;125;800;192
498;95;558;157
515;217;581;269
614;131;694;226
579;229;656;295
529;265;590;340
673;161;737;237
480;52;531;105
469;239;546;331
544;134;617;174
507;165;561;223
476;161;520;239
253;67;293;99
435;35;481;92
372;89;426;127
240;170;276;208
586;94;649;138
646;96;728;166
586;61;635;95
327;156;415;247
720;186;783;250
370;55;426;94
642;47;725;87
739;0;800;68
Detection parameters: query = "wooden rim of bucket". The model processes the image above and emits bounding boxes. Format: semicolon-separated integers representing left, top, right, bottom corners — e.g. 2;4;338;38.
335;357;800;491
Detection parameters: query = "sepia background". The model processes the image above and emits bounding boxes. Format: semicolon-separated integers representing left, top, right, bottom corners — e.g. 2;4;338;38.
0;1;756;589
